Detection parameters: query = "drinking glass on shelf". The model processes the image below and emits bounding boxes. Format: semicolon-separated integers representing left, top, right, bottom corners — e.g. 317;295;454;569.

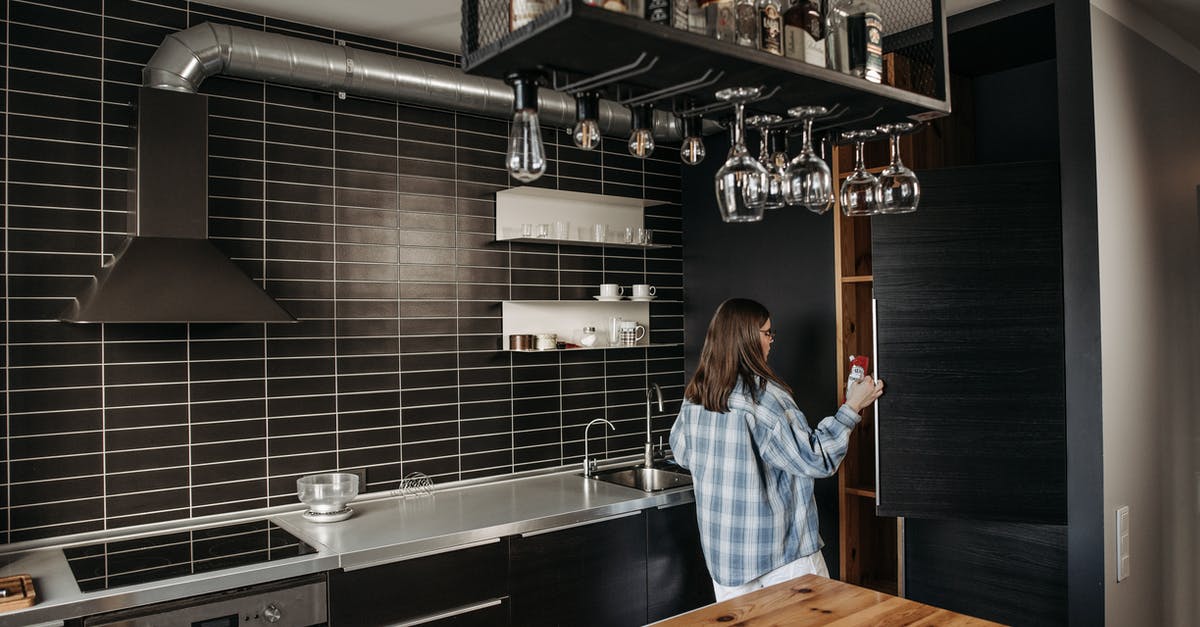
876;122;921;214
536;223;551;238
553;220;570;240
747;114;786;210
593;223;607;243
783;105;834;215
839;129;880;217
713;86;769;223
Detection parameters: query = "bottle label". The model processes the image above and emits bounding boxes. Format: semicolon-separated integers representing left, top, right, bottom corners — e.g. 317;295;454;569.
646;0;670;23
760;5;783;55
864;11;883;83
784;26;826;66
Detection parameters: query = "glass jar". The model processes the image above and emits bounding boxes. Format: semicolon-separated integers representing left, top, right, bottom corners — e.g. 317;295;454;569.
580;326;598;347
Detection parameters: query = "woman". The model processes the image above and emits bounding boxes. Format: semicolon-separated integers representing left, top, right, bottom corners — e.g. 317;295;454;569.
669;298;884;601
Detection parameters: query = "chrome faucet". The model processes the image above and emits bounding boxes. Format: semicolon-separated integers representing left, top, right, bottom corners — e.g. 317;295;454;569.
583;418;615;476
644;383;664;468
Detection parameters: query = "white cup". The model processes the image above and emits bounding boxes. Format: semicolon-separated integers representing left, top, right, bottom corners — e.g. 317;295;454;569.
632;284;656;298
599;284;623;298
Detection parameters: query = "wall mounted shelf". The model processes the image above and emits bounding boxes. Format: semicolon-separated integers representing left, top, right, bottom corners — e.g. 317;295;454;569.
462;0;950;124
494;187;667;247
502;300;654;349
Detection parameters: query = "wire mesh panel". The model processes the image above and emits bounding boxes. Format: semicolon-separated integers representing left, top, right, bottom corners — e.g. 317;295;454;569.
880;0;941;99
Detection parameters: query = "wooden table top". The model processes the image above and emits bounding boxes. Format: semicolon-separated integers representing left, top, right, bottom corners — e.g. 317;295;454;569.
652;574;1006;626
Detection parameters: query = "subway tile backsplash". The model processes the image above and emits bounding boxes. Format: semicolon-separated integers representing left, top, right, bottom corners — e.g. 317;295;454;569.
0;0;684;542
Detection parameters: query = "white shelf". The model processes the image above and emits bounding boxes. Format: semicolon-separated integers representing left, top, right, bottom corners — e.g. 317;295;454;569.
502;300;653;348
494;187;665;245
499;237;671;250
507;343;682;353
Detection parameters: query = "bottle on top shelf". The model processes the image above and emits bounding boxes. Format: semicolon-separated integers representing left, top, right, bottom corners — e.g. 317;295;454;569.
783;0;827;67
509;0;555;30
697;0;736;41
645;0;672;23
826;0;883;83
734;0;760;48
758;0;784;55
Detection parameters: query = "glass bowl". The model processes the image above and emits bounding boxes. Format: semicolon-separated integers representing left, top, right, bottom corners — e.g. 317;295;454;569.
297;472;359;513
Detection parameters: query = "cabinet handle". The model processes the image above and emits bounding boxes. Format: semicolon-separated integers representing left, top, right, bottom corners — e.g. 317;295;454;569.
872;297;881;508
520;510;641;538
388;598;504;627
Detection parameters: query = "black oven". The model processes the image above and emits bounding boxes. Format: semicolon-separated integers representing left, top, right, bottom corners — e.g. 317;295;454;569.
77;574;326;627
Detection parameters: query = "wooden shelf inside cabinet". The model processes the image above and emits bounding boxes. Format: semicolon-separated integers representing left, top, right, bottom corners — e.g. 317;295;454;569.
462;0;950;122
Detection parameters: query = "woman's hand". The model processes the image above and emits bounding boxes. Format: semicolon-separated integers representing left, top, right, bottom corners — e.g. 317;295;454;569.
846;375;884;415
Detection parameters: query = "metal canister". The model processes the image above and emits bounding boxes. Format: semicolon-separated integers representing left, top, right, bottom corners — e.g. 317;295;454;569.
509;334;535;351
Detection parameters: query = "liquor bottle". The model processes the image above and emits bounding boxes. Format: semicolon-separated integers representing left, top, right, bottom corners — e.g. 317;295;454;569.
687;0;709;34
734;0;759;48
700;0;736;41
826;0;883;82
783;0;826;67
673;0;690;29
510;0;554;31
646;0;671;23
759;0;783;55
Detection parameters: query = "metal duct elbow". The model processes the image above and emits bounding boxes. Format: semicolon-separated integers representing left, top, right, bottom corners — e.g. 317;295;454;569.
143;22;688;140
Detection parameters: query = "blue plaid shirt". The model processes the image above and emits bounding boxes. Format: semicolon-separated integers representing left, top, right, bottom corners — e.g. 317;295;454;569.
669;379;861;586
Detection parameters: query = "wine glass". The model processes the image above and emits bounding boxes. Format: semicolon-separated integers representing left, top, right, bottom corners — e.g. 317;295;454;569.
783;105;834;215
840;129;880;217
876;122;920;214
713;87;769;223
747;114;786;210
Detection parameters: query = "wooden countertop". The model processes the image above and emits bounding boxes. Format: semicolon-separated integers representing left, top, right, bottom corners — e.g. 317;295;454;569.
652;574;1005;626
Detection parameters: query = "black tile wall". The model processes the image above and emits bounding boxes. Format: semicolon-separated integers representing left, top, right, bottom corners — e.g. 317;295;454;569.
1;0;685;542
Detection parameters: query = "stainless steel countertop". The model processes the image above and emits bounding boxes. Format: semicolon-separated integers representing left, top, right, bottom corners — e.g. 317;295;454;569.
0;466;694;626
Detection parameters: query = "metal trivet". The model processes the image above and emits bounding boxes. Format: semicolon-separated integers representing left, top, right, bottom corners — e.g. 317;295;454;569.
302;506;354;523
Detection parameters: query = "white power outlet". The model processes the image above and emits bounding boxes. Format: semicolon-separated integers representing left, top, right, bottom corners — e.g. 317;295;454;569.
1116;505;1130;582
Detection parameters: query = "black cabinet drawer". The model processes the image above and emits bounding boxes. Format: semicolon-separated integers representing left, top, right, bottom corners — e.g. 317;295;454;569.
329;539;508;627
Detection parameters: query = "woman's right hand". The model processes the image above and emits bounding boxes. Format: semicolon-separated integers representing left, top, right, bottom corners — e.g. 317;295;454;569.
846;376;884;415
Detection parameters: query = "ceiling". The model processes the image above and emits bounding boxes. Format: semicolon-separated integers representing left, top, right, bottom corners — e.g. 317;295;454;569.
198;0;1200;56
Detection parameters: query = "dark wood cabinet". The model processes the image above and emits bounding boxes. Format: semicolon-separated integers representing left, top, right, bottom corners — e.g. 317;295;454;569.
509;512;648;627
328;539;509;627
870;162;1069;624
646;502;715;622
871;162;1066;524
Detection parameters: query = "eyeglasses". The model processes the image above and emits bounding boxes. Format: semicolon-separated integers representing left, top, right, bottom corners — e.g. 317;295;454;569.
759;329;776;341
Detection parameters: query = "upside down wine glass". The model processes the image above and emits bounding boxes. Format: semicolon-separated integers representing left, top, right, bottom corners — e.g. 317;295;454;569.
713;87;769;223
876;122;921;214
747;114;786;210
840;129;880;217
783;106;834;214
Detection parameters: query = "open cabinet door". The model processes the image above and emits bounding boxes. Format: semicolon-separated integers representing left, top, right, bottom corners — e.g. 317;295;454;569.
871;161;1066;524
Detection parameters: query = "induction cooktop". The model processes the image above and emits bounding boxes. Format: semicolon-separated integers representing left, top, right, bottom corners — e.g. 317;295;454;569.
62;519;317;593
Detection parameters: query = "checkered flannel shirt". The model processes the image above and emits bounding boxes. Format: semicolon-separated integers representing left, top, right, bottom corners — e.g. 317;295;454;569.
669;379;862;586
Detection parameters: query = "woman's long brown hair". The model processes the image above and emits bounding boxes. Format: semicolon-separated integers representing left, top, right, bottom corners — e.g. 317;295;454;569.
684;298;793;412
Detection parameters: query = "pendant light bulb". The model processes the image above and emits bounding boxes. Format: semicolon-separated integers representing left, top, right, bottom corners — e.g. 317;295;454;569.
680;115;706;166
505;72;546;183
572;91;602;151
627;104;656;159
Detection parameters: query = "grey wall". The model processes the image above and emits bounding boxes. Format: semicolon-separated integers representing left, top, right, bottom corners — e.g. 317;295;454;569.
1089;3;1200;625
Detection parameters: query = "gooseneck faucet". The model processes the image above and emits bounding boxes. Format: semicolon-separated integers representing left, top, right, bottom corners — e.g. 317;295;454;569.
644;383;664;468
583;417;616;476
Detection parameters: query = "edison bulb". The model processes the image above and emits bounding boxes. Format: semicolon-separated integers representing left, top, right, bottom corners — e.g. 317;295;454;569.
572;118;601;150
628;128;655;158
507;108;546;182
681;136;706;165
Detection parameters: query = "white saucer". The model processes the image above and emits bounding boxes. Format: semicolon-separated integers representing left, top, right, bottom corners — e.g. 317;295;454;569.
593;295;625;301
630;295;657;301
303;506;354;523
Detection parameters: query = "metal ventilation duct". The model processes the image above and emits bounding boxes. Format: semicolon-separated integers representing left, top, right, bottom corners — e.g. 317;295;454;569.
142;21;687;139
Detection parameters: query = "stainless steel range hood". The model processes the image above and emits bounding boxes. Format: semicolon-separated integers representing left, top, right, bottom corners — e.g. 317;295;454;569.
60;87;295;323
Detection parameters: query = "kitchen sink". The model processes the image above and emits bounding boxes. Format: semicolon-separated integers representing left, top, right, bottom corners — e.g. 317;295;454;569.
587;466;693;492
